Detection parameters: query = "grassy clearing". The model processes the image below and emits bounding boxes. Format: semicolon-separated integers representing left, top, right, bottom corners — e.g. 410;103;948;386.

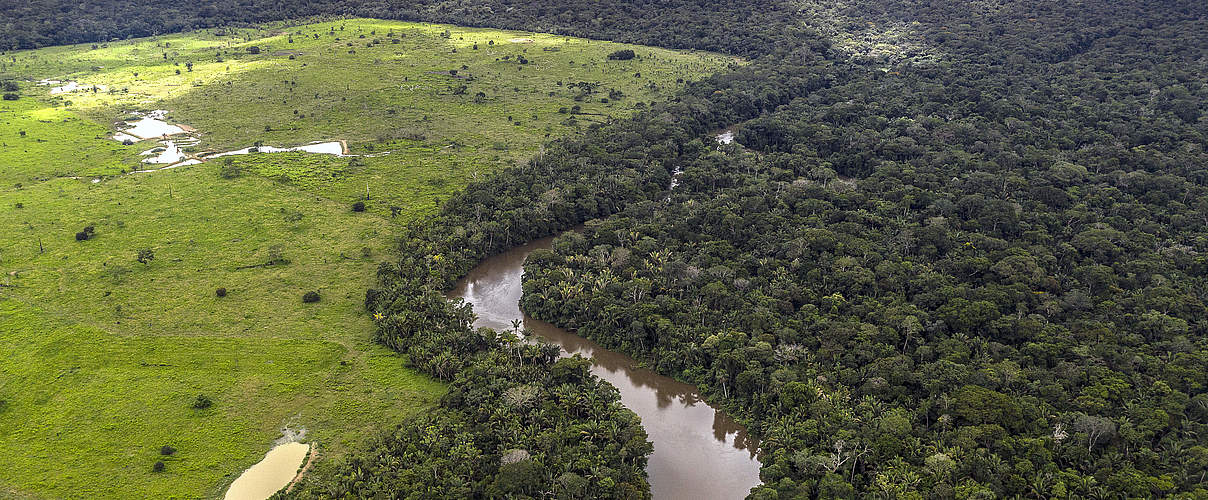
0;98;138;184
0;18;732;499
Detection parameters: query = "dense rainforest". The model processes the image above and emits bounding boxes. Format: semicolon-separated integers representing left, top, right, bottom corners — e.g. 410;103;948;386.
16;0;1207;497
0;0;791;57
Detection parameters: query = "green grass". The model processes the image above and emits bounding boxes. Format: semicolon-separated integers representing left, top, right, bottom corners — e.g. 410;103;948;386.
0;98;138;184
0;18;733;499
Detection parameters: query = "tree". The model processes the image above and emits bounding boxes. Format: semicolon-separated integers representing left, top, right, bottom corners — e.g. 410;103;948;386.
191;394;213;409
1072;413;1116;451
303;291;321;303
137;248;155;265
75;226;95;241
607;49;636;60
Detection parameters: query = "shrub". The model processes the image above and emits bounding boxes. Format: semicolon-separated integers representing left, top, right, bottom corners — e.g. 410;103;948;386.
607;49;636;60
2;93;18;101
351;201;366;212
303;291;321;303
191;394;213;409
247;46;261;54
215;288;227;297
137;248;155;265
152;461;165;472
218;158;242;179
1;81;18;92
160;446;176;456
76;226;95;241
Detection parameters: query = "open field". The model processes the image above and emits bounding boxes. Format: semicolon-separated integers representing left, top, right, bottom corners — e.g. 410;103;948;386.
0;18;733;499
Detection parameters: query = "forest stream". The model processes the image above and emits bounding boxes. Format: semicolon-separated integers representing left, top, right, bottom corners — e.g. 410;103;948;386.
451;236;763;499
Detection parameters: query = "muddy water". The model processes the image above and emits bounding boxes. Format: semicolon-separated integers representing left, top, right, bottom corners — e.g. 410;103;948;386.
451;237;762;500
224;442;309;500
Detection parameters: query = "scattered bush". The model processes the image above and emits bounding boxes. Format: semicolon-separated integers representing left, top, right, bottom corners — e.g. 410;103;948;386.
607;49;636;60
302;291;321;303
152;461;165;472
191;394;213;409
351;201;366;212
215;288;227;297
1;93;18;101
247;46;261;54
218;158;243;179
76;226;96;241
160;446;176;456
136;248;155;265
1;81;18;92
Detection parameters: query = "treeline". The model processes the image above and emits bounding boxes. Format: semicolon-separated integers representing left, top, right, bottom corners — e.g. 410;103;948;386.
0;0;795;57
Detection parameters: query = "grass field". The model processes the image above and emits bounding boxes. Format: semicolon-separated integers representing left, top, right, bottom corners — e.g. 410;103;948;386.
0;18;733;499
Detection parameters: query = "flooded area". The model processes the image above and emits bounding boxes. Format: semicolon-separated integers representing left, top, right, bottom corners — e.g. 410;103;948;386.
224;441;310;500
38;79;108;95
100;109;354;176
204;141;348;158
451;237;762;500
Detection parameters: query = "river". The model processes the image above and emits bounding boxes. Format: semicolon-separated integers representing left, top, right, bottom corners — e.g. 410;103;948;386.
450;236;762;500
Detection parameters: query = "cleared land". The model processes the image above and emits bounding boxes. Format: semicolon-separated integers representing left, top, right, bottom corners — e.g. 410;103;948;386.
0;19;732;499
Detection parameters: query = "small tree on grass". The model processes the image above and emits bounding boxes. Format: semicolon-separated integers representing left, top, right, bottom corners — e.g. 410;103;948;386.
152;461;165;472
607;49;636;60
76;226;96;241
160;446;176;456
215;287;227;297
218;158;243;179
137;248;155;265
192;394;213;409
302;291;321;303
351;201;366;212
2;93;17;101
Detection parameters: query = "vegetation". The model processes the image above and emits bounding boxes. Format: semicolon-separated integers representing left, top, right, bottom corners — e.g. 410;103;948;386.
0;0;789;57
4;0;1206;498
0;19;721;499
303;0;1207;497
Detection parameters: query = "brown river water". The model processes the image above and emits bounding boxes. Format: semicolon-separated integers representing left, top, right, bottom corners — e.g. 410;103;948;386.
450;236;762;499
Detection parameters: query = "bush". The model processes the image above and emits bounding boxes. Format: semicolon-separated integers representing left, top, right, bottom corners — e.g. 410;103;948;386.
215;288;227;297
137;248;155;265
607;49;636;60
247;46;261;54
2;93;18;101
302;291;321;303
1;81;17;92
218;158;243;179
152;461;165;472
160;445;176;456
351;201;366;212
76;226;95;241
191;394;213;409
